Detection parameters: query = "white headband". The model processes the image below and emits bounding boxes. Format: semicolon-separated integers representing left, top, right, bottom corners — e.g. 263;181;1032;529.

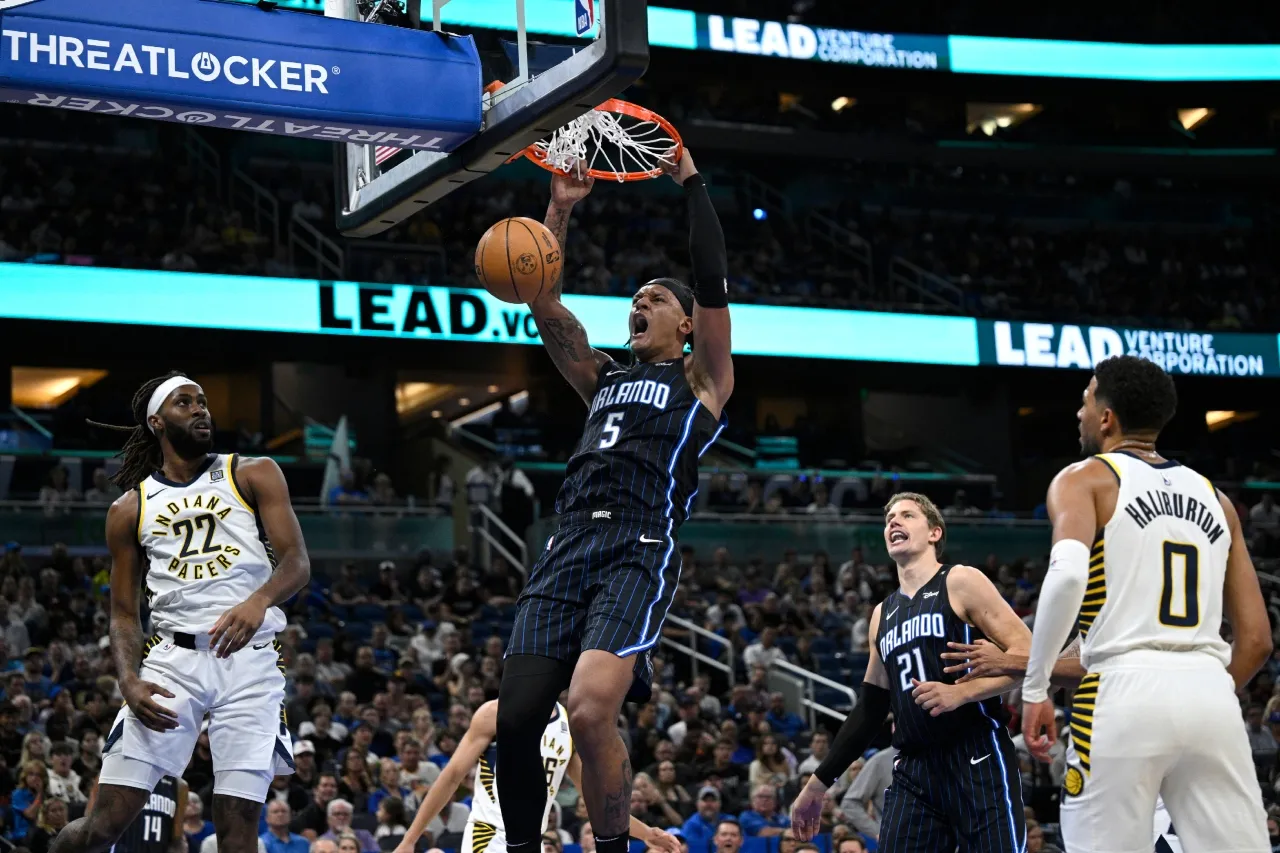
146;376;203;433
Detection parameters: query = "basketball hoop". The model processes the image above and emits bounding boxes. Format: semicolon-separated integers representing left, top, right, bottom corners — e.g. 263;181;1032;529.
518;99;683;183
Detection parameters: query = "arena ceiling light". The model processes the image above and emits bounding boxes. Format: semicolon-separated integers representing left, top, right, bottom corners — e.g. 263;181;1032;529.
831;96;856;112
1204;410;1256;431
11;367;108;409
1177;107;1215;131
965;102;1042;136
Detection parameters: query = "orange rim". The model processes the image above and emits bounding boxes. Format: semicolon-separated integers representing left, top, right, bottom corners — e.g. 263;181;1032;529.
518;98;683;181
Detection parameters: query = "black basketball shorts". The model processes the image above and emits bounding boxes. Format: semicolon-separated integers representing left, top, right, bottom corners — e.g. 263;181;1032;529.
878;726;1026;853
506;509;679;701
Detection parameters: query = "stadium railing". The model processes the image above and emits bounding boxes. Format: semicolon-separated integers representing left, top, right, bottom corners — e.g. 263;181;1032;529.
663;613;736;687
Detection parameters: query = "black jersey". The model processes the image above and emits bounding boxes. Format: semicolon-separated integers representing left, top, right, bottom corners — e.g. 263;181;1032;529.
876;565;1009;751
111;775;178;853
556;357;725;524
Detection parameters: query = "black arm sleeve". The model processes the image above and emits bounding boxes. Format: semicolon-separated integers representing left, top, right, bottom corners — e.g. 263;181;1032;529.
683;173;729;308
812;683;891;787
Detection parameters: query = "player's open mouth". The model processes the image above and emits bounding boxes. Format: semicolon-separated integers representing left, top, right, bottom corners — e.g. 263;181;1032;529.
193;421;211;437
630;314;649;337
889;530;908;544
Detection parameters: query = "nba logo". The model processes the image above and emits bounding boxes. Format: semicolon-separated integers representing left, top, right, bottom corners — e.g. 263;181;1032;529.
574;0;594;36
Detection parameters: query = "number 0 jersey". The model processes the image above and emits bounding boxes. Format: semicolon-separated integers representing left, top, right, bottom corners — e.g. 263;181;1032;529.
135;453;286;636
1080;451;1231;670
470;703;572;832
556;358;725;524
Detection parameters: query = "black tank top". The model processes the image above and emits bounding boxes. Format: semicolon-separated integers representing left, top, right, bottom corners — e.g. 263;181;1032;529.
876;565;1009;751
112;776;178;853
556;357;725;524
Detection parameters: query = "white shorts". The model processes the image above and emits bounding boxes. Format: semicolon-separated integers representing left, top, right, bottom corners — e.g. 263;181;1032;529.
101;633;294;791
462;818;504;853
1061;653;1268;853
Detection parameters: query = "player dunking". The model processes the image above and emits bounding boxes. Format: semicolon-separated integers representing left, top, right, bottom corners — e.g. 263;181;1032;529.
791;493;1032;853
496;147;733;853
54;372;311;853
395;700;679;853
1022;355;1271;852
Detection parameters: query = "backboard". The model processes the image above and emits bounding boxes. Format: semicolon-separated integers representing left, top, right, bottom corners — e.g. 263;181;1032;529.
330;0;650;238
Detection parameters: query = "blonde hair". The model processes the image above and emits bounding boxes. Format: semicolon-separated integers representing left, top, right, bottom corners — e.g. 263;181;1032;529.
20;731;47;766
20;758;47;790
884;492;947;556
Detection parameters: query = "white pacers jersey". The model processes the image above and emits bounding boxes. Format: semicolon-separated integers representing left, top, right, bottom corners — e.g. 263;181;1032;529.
136;453;287;636
470;703;572;832
1079;452;1231;670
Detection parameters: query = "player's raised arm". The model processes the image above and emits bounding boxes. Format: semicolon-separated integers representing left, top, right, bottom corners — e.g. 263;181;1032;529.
1218;491;1273;689
530;172;613;403
791;604;891;841
208;456;311;657
670;150;733;410
107;493;179;732
396;701;498;853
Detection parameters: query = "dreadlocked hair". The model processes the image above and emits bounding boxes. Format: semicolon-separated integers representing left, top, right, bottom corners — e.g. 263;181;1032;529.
86;370;187;490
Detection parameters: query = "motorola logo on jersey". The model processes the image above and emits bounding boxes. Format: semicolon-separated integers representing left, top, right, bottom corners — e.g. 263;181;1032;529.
588;379;672;415
878;612;946;660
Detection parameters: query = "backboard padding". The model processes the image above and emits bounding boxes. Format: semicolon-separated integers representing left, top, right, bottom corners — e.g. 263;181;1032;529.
335;0;649;238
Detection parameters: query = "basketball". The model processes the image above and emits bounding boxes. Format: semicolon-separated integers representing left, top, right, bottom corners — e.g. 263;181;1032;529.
474;217;563;304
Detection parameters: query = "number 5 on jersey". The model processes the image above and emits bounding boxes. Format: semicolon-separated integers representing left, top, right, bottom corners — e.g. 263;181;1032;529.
599;412;623;449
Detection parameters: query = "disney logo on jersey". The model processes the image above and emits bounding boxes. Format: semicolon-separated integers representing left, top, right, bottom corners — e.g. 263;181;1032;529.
588;378;672;415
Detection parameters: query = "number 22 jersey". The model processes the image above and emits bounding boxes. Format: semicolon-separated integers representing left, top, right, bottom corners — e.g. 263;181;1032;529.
135;453;287;636
556;358;725;523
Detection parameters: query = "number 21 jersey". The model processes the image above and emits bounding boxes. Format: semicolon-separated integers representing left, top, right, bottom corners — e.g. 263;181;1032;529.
136;453;286;636
557;358;725;523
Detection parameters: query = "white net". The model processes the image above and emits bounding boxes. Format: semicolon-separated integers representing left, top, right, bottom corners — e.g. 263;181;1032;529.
533;106;680;181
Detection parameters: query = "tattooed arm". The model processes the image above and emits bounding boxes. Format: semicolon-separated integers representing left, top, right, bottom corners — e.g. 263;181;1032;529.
531;172;612;403
107;493;179;732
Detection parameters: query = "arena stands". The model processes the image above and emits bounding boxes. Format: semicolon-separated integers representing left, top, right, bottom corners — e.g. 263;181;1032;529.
4;104;1279;328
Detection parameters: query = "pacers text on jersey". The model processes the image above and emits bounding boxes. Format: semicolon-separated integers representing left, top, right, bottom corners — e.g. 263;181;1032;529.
149;493;243;581
1121;488;1227;544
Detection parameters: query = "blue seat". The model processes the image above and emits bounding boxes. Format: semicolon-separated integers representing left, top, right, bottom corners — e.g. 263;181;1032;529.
814;652;838;672
809;636;836;654
775;636;798;656
344;622;372;641
815;685;851;710
308;623;336;640
353;603;388;622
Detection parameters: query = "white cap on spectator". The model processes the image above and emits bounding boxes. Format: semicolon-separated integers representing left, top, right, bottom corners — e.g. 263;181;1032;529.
697;786;720;801
294;740;316;755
